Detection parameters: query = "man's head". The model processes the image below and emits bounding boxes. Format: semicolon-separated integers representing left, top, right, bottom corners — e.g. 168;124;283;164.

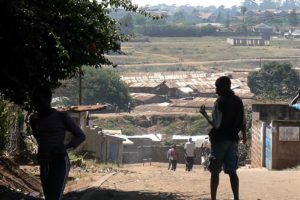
32;85;52;114
215;76;231;96
189;138;192;142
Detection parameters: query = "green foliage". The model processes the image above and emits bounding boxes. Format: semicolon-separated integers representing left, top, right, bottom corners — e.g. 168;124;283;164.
54;67;131;107
120;13;134;35
141;24;217;37
161;115;207;135
235;24;249;33
239;106;252;164
288;9;298;26
135;14;147;25
161;123;181;135
0;0;149;110
173;11;186;23
259;0;277;9
94;117;146;135
248;62;300;99
187;117;209;136
0;99;9;153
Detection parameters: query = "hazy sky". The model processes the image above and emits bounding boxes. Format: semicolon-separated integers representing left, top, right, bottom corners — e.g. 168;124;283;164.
131;0;244;8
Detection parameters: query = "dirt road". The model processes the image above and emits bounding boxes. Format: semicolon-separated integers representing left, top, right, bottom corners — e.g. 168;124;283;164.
118;57;300;68
73;163;300;200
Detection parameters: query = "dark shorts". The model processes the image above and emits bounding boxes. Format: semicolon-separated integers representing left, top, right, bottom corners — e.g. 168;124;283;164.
208;141;238;174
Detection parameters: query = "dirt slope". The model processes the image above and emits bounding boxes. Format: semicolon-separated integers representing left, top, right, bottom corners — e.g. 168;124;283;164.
0;157;42;199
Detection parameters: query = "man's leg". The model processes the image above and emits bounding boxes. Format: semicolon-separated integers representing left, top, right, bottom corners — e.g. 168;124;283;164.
171;160;175;170
208;142;227;200
211;172;219;200
40;163;50;199
229;172;239;200
190;157;194;170
186;157;189;171
224;141;239;200
47;155;70;200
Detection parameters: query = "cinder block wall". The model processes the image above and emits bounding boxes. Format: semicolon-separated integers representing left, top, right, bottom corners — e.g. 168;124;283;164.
251;104;300;169
250;118;264;168
271;120;300;170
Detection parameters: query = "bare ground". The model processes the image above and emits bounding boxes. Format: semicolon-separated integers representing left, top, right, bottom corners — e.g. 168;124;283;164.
2;158;300;200
65;163;300;200
98;163;300;200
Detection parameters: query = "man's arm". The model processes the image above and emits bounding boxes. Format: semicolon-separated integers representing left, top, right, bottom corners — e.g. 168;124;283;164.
62;112;86;149
241;110;247;144
290;90;300;106
29;114;38;140
199;105;214;127
200;103;222;128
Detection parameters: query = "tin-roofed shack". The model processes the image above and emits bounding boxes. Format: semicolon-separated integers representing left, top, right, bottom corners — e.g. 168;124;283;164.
81;128;126;164
122;71;253;100
57;104;106;130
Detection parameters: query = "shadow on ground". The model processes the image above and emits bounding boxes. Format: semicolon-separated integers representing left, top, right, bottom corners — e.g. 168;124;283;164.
0;185;211;200
63;188;188;200
0;185;42;200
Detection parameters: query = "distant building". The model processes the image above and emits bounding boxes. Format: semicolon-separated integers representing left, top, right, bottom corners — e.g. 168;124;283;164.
227;37;270;46
131;93;168;105
253;23;272;40
197;12;217;22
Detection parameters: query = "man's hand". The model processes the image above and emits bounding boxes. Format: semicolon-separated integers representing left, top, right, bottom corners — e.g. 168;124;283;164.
199;105;207;115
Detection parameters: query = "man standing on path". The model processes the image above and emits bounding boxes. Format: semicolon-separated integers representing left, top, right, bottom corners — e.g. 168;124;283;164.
166;146;172;170
30;85;86;200
184;138;196;171
200;76;247;200
170;144;178;171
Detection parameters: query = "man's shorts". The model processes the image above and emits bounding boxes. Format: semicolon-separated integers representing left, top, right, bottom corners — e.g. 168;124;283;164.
208;141;238;174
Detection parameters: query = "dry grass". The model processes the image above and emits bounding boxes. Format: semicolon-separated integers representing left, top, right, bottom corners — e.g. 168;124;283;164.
107;36;300;71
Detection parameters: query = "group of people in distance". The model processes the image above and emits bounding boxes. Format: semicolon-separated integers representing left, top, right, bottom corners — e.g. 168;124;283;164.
167;137;197;172
29;75;300;200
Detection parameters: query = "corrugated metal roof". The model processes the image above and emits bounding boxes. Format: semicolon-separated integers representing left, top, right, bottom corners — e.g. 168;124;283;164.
129;81;164;88
122;71;253;98
57;104;106;112
131;93;159;101
127;133;162;142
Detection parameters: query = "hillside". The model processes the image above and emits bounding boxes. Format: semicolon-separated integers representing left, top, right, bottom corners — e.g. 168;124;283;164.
93;113;209;136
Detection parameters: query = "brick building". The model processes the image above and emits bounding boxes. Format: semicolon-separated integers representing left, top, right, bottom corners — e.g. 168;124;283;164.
251;104;300;170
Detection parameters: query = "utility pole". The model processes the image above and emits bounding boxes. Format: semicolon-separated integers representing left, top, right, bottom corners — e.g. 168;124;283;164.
79;66;82;105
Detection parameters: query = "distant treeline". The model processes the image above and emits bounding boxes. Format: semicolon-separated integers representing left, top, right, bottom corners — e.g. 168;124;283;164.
138;24;217;37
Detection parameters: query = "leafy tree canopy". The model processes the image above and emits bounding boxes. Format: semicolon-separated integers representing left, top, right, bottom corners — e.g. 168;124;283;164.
0;0;151;110
54;67;131;108
288;9;298;26
248;62;300;99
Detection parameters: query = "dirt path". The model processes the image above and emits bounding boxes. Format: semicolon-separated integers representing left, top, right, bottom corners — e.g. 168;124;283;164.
98;163;300;200
118;56;300;68
14;162;300;200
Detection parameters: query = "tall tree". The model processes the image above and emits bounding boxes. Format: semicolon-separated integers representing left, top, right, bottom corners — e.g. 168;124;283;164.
259;0;277;9
54;67;131;108
248;62;300;99
288;9;298;26
173;10;186;23
282;0;300;9
242;0;259;9
0;0;152;110
120;13;134;34
240;6;248;23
